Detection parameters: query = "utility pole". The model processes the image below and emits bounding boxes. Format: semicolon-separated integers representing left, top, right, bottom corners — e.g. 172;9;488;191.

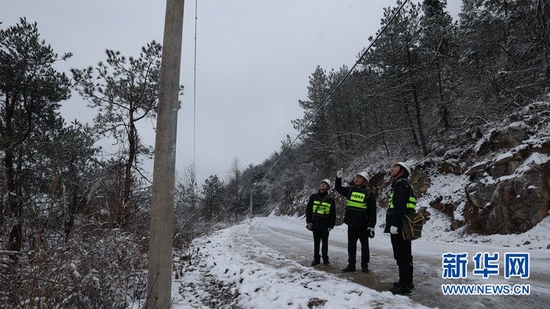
249;190;253;218
146;0;184;308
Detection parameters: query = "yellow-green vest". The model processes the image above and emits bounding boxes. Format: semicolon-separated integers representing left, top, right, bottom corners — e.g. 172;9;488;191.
313;199;331;215
388;190;417;210
346;191;367;210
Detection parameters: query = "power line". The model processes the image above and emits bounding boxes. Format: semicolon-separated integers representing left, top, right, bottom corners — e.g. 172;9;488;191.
258;0;410;184
193;0;198;165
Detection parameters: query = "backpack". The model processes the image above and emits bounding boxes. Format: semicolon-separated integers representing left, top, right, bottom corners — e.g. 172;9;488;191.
402;212;424;240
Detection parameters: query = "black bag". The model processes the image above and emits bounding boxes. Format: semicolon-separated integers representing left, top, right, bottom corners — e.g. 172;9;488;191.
402;212;424;240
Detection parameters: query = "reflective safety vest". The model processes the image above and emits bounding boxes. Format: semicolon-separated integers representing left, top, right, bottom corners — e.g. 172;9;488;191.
388;189;417;210
346;191;368;210
313;199;331;215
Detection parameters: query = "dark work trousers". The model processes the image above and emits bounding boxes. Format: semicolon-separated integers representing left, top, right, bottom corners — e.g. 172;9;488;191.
391;233;413;286
312;229;329;261
347;225;370;268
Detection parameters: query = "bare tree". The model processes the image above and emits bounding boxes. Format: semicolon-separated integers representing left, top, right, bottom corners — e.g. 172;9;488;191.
176;163;199;209
227;156;242;222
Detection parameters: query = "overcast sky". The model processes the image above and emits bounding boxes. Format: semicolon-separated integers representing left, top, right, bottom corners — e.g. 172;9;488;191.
2;0;461;184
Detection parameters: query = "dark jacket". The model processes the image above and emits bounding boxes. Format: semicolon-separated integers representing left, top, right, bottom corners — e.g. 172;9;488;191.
334;177;376;228
384;177;416;233
306;191;336;231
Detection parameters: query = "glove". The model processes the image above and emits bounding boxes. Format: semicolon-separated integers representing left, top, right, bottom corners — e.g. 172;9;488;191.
327;228;332;232
390;226;398;235
367;227;375;238
306;223;313;231
336;169;343;178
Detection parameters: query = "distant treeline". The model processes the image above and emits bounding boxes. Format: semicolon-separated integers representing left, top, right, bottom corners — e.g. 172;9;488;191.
1;1;549;306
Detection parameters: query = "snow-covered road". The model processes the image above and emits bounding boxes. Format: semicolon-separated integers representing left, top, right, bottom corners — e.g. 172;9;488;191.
171;216;550;309
248;216;550;309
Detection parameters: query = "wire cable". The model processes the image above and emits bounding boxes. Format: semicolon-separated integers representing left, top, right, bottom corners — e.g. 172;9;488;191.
258;0;410;184
193;0;198;165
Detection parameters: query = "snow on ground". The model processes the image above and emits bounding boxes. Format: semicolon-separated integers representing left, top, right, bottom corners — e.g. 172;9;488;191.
161;103;550;308
166;171;550;309
170;218;430;309
167;213;550;309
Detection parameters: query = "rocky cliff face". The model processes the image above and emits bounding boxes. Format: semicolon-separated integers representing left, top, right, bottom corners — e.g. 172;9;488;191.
412;102;550;235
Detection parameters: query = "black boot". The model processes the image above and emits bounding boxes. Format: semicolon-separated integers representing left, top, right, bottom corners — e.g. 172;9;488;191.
311;258;320;266
323;257;330;266
390;284;412;295
395;261;414;289
341;264;356;273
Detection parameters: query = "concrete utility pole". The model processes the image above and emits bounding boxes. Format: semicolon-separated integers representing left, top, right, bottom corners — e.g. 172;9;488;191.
249;190;253;218
146;0;184;308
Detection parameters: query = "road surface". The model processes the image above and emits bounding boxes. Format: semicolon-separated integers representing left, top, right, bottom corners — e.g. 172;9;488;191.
247;216;550;309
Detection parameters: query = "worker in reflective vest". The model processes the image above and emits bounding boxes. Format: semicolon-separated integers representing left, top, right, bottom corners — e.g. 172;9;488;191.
385;162;417;295
306;179;336;266
335;169;377;274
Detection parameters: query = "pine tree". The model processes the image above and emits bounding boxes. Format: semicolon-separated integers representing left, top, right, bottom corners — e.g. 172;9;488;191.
291;66;340;175
292;65;330;137
36;120;99;239
71;41;175;228
420;0;457;129
457;0;545;120
0;18;72;252
361;1;428;156
201;175;224;220
539;0;550;85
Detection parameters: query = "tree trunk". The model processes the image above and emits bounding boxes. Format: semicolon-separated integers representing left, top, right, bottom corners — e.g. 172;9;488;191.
121;118;137;227
436;60;450;128
411;81;428;156
405;45;428;156
4;150;23;255
538;0;550;84
402;94;420;148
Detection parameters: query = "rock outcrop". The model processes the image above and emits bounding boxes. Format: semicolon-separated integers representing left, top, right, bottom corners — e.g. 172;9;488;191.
414;102;550;235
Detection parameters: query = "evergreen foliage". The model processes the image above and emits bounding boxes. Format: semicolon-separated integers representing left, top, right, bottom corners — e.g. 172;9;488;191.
0;18;73;251
201;175;224;220
240;0;550;216
2;1;550;306
71;40;167;228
